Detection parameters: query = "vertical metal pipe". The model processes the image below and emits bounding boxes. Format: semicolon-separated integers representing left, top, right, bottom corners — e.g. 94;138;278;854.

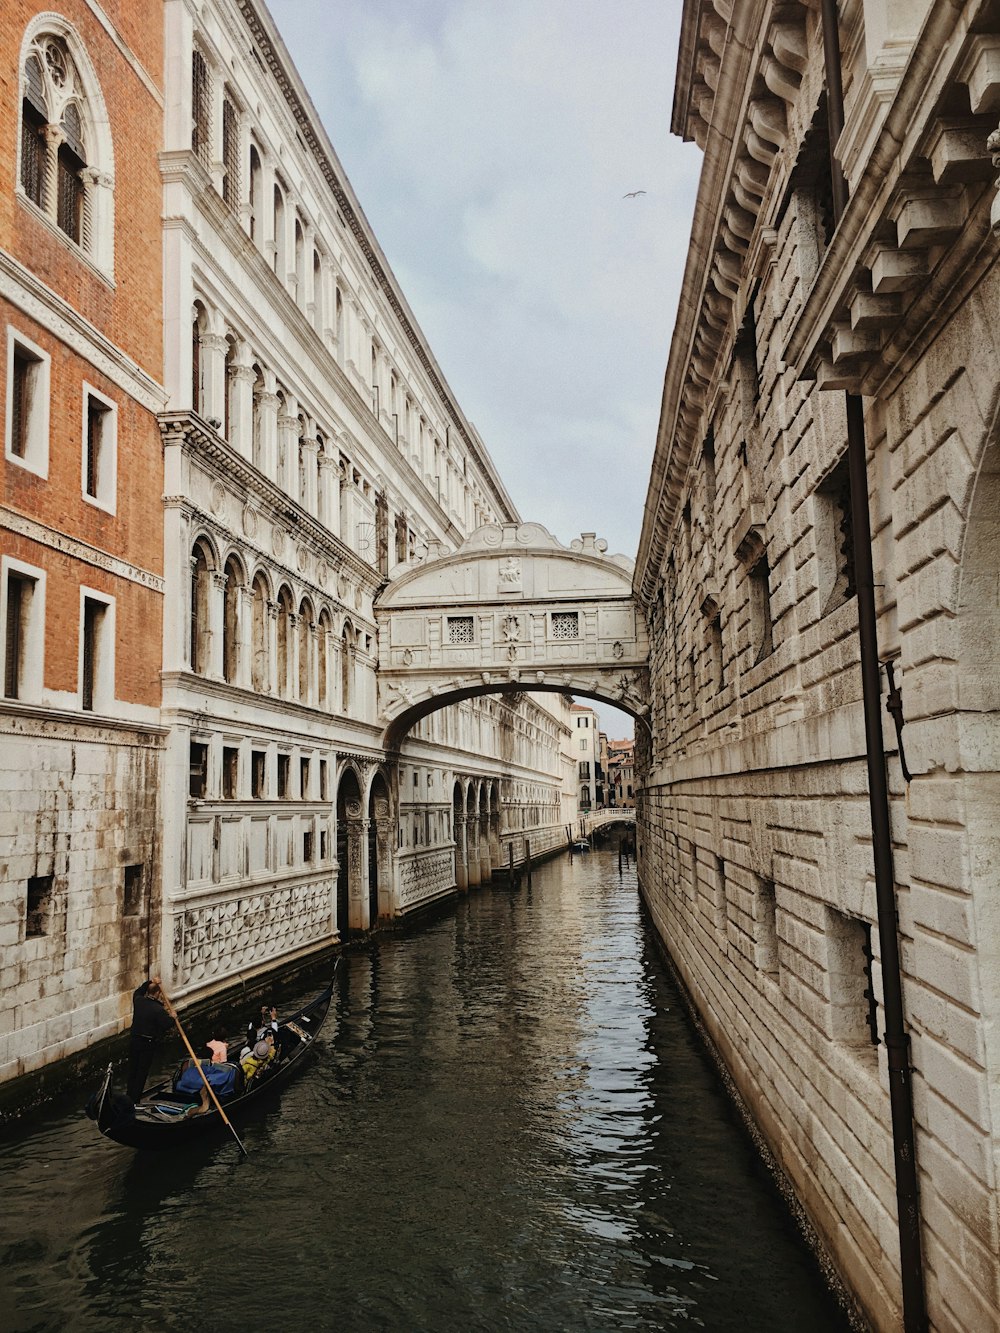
819;3;927;1326
845;397;926;1333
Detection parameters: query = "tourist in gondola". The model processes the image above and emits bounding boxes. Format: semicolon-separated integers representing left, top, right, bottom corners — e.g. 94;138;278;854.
205;1027;229;1064
127;976;174;1103
241;1030;276;1082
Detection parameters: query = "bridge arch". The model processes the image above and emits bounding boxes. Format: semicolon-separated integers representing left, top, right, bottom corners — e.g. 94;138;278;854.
375;522;650;750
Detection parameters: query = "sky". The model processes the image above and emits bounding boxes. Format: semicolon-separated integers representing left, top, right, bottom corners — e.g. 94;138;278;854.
265;0;702;738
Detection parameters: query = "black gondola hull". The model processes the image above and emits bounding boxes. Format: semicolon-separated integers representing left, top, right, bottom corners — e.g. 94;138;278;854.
90;979;334;1151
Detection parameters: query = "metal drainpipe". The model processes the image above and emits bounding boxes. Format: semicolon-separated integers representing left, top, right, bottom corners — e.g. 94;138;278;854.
819;3;927;1330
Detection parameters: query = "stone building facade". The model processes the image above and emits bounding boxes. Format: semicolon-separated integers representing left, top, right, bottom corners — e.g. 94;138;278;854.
635;2;1000;1329
0;3;166;1086
157;0;577;1000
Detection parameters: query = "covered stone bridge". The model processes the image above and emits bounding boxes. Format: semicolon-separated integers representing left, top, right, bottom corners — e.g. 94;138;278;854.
375;522;650;748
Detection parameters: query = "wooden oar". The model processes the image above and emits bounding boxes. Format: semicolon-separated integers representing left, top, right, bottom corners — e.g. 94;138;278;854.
158;984;248;1157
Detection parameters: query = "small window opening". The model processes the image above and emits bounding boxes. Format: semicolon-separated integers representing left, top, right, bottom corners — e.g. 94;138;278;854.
189;740;208;798
252;749;266;799
223;745;239;799
277;753;290;799
26;874;53;938
123;864;145;917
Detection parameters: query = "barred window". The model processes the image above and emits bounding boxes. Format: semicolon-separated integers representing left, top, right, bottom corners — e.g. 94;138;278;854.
447;616;474;645
192;49;211;166
551;611;579;640
222;94;240;211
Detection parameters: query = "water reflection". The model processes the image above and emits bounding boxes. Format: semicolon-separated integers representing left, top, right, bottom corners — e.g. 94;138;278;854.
2;850;849;1332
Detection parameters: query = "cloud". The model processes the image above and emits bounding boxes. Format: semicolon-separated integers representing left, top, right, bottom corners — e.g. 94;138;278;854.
266;0;700;558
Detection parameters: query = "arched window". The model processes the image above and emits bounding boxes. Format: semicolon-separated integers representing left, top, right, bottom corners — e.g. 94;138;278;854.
190;542;212;674
248;143;262;243
18;28;114;270
222;556;241;683
251;574;268;692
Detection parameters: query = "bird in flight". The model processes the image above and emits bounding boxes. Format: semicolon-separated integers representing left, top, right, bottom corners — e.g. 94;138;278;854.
623;190;647;198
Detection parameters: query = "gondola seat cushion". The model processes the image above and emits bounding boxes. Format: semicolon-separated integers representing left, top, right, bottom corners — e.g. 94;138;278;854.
174;1060;242;1098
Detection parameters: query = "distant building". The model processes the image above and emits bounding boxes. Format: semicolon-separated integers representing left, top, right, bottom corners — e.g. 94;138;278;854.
570;703;600;811
607;739;635;809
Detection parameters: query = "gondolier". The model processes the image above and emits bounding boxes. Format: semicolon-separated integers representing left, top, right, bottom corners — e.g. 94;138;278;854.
127;976;173;1103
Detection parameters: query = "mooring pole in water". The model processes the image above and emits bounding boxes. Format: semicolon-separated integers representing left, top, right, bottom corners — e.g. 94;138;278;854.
618;845;623;875
526;840;532;886
508;842;514;886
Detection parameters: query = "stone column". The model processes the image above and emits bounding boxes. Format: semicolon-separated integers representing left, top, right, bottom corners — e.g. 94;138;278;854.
319;453;339;535
322;257;337;352
256;382;280;480
265;600;279;695
277;410;299;499
199;331;227;426
303;224;316;321
208;570;227;679
479;813;492;883
287;612;300;702
455;814;468;892
229;358;256;459
346;804;368;933
237;586;254;688
41;125;62;218
260;156;276;268
373;797;393;922
300;435;319;516
467;816;481;889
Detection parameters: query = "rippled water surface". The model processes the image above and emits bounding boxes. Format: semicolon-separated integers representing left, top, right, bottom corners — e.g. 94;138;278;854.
3;850;849;1332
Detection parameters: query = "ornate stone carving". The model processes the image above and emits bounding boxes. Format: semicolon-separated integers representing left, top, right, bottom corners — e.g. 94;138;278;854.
242;503;258;538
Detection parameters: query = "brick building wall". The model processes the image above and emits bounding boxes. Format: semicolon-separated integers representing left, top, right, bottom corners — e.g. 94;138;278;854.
0;1;165;1082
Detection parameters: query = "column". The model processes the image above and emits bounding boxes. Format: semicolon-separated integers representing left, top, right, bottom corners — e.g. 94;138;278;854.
322;257;337;352
300;435;320;516
229;356;255;459
277;404;299;498
467;816;481;889
237;586;254;689
261;156;276;268
347;809;368;933
319;453;339;536
257;376;280;479
455;814;468;892
208;571;227;679
303;224;316;320
374;808;393;921
288;612;300;702
265;600;279;695
199;331;227;426
479;814;491;883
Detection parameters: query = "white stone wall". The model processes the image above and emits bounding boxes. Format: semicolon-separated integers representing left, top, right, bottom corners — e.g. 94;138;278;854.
0;720;162;1083
637;2;1000;1329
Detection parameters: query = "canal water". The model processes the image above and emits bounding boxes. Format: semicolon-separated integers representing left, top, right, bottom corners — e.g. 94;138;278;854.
2;849;851;1332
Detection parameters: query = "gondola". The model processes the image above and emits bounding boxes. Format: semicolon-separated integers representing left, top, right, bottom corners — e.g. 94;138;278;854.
86;975;335;1150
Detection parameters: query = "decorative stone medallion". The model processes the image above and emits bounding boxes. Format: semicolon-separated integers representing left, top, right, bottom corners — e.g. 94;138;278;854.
209;481;226;516
272;527;285;559
242;503;258;539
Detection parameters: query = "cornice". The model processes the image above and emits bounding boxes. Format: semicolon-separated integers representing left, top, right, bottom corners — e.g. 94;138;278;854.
158;410;382;593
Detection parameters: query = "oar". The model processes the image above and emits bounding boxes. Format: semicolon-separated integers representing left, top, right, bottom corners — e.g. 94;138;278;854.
159;984;249;1158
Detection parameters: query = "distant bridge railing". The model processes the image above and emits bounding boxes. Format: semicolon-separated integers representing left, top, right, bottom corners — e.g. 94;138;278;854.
575;809;635;838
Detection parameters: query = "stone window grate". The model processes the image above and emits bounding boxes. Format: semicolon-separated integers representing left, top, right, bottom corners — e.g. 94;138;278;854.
551;611;579;640
447;616;474;645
